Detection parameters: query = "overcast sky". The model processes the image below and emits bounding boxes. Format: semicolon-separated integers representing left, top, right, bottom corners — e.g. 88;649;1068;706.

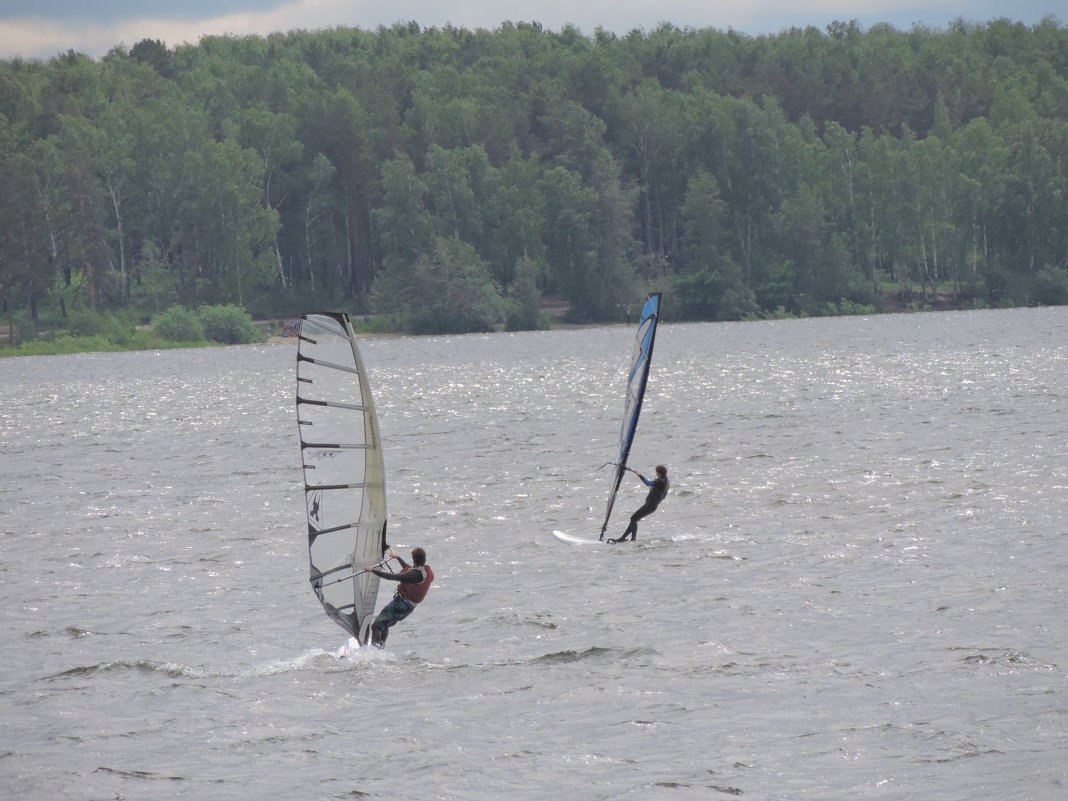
0;0;1061;61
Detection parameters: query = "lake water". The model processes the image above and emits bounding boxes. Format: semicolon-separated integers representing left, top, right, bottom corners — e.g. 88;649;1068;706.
1;307;1066;800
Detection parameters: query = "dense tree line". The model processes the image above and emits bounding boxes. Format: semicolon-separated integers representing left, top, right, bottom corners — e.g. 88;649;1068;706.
2;17;1067;336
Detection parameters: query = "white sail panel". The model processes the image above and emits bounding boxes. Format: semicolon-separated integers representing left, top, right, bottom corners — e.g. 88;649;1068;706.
296;312;387;642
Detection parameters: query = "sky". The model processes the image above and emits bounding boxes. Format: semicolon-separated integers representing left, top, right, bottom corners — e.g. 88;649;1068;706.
0;0;1061;61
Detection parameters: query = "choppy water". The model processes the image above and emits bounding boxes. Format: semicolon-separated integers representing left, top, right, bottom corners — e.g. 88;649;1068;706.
1;307;1066;801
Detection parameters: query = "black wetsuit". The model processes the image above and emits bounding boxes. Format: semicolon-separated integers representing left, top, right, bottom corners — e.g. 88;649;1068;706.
613;474;668;542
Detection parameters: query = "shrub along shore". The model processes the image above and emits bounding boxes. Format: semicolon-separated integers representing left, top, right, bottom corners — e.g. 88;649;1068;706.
2;286;996;359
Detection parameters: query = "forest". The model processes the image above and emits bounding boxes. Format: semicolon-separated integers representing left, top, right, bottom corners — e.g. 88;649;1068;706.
1;16;1067;340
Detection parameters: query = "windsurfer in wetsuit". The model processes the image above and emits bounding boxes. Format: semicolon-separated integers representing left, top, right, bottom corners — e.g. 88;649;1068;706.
608;464;669;543
368;547;434;647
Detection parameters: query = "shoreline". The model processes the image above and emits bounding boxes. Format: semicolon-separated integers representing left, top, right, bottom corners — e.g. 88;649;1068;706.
0;294;1008;357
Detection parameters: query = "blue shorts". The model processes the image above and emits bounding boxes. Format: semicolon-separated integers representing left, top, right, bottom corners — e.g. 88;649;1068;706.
373;596;416;631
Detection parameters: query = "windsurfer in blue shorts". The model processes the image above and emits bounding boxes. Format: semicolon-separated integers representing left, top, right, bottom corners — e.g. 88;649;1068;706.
608;464;669;543
368;547;434;647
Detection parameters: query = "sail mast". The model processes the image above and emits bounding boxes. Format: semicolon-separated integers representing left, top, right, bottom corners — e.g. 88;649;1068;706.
599;292;662;540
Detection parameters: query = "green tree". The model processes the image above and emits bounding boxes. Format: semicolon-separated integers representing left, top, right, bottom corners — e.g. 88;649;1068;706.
312;88;376;300
614;79;685;261
423;144;483;243
374;151;433;274
5;19;1068;338
0;147;53;324
225;105;304;293
153;304;204;342
540;165;598;318
675;168;753;320
503;255;544;330
382;236;505;334
298;152;338;298
173;139;278;305
198;303;261;343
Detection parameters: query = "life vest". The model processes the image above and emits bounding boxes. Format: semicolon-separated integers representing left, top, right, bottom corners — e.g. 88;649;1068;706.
396;564;434;604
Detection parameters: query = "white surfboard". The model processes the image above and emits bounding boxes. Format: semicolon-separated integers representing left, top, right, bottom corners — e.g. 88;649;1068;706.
551;529;603;545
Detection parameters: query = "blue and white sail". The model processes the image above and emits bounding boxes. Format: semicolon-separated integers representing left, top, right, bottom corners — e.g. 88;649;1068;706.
599;292;662;540
296;312;388;644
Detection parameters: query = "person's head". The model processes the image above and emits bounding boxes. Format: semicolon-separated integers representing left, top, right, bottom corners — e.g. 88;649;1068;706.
411;547;427;566
655;464;668;477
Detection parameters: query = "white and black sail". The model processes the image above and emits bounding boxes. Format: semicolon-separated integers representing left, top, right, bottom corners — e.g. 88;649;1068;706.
599;292;662;540
296;312;388;644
